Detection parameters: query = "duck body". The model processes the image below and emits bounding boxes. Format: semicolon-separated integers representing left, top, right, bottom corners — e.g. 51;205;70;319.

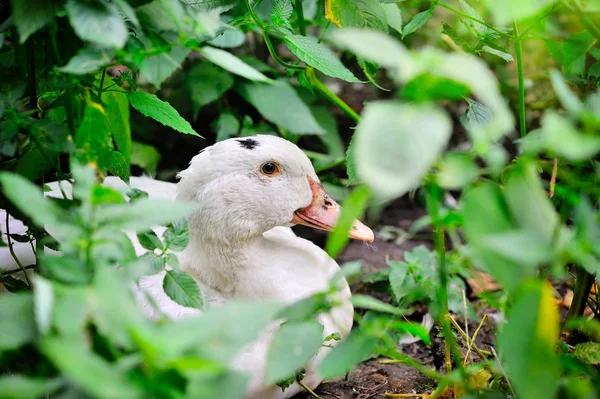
0;135;373;399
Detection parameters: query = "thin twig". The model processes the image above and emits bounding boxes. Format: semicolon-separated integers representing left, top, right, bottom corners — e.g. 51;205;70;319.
384;394;428;398
464;314;489;362
490;347;516;398
438;3;513;38
5;212;33;287
1;265;35;276
549;158;558;198
462;290;472;365
449;316;491;359
297;379;322;399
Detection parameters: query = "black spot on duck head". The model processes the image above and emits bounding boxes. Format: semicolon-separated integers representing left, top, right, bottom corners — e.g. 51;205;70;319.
237;138;260;150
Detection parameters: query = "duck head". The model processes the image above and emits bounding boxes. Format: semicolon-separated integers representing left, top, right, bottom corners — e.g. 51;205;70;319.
176;135;374;245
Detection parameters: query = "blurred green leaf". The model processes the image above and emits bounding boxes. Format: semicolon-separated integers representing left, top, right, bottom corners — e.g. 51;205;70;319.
186;62;234;112
353;102;452;199
209;28;246;48
351;294;403;315
486;0;553;25
0;292;36;352
39;254;90;285
266;320;324;384
74;101;114;172
402;74;471;102
325;0;388;31
163;270;203;309
479;230;553;265
128;91;200;136
108;151;130;182
562;31;597;76
480;45;514;62
436;152;479;189
11;0;59;42
319;329;377;379
402;7;434;39
41;337;144;399
65;0;128;49
131;141;161;174
33;276;55;335
326;185;370;258
200;46;270;82
573;342;600;366
239;82;324;134
284;34;360;82
498;279;560;399
140;45;191;89
57;47;115;74
214;112;240;142
187;371;249;399
0;375;63;399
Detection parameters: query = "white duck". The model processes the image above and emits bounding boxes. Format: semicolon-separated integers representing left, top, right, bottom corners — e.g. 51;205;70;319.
0;135;374;399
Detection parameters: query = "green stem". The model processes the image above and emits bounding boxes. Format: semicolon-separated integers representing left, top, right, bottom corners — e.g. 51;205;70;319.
97;67;107;98
5;212;33;287
294;0;306;35
565;266;595;323
307;68;360;123
438;3;513;38
514;21;527;138
1;265;35;276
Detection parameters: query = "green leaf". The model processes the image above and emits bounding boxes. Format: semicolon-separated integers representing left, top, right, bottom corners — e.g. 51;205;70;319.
0;375;63;399
479;230;553;265
239;82;324;135
200;46;270;82
353;102;452;199
272;0;293;20
96;198;198;233
266;320;324;384
0;292;36;352
74;101;114;172
209;28;246;48
15;122;61;181
57;47;115;75
319;329;378;379
442;22;471;51
187;371;249;399
92;185;125;205
41;337;144;399
0;173;74;242
351;294;403;315
325;0;388;31
284;34;360;82
164;220;190;251
214;112;240;142
461;99;492;131
402;7;434;39
33;276;55;335
65;0;128;49
549;70;583;114
109;151;130;182
401;74;470;102
127;91;200;136
562;31;597;76
533;112;600;161
163;270;203;308
480;45;514;62
140;45;191;88
572;342;600;366
137;230;164;251
102;77;131;165
504;161;559;243
329;28;411;69
186;61;234;112
436;152;479;189
381;3;402;34
131;141;160;174
326;185;370;257
11;0;60;43
486;0;554;25
458;0;487;35
498;279;560;399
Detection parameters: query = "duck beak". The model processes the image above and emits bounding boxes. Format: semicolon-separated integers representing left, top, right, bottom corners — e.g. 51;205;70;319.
291;178;374;242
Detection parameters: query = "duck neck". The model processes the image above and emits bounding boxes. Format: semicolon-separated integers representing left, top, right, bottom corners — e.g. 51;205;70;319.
179;230;265;297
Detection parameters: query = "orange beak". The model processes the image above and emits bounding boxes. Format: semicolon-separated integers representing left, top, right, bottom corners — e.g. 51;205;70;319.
291;178;374;242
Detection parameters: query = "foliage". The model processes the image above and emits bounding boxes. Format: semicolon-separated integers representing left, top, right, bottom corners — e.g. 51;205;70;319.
1;0;600;398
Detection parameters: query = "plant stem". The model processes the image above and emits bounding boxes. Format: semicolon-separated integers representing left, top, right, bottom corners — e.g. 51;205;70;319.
549;158;558;198
5;212;33;287
297;379;322;399
97;67;107;98
306;68;360;123
513;21;527;138
294;0;306;35
1;265;35;276
438;3;512;38
565;266;595;322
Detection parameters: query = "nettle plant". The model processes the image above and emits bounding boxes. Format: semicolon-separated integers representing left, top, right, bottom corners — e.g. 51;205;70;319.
0;0;600;398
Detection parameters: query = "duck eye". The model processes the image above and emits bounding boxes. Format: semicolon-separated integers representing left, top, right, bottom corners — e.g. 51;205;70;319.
261;162;280;176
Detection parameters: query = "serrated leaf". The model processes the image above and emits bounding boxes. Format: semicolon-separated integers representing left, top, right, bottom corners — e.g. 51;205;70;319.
11;0;60;43
186;61;234;112
164;220;189;252
163;270;203;308
65;0;128;49
481;45;514;62
272;0;293;20
128;91;200;136
34;276;55;335
284;34;360;82
102;76;131;165
239;81;324;134
381;3;402;34
402;7;434;39
200;46;270;82
441;22;471;51
266;320;324;384
325;0;388;31
140;45;190;89
137;230;164;251
459;0;487;35
108;151;130;182
58;47;115;75
354;102;452;199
